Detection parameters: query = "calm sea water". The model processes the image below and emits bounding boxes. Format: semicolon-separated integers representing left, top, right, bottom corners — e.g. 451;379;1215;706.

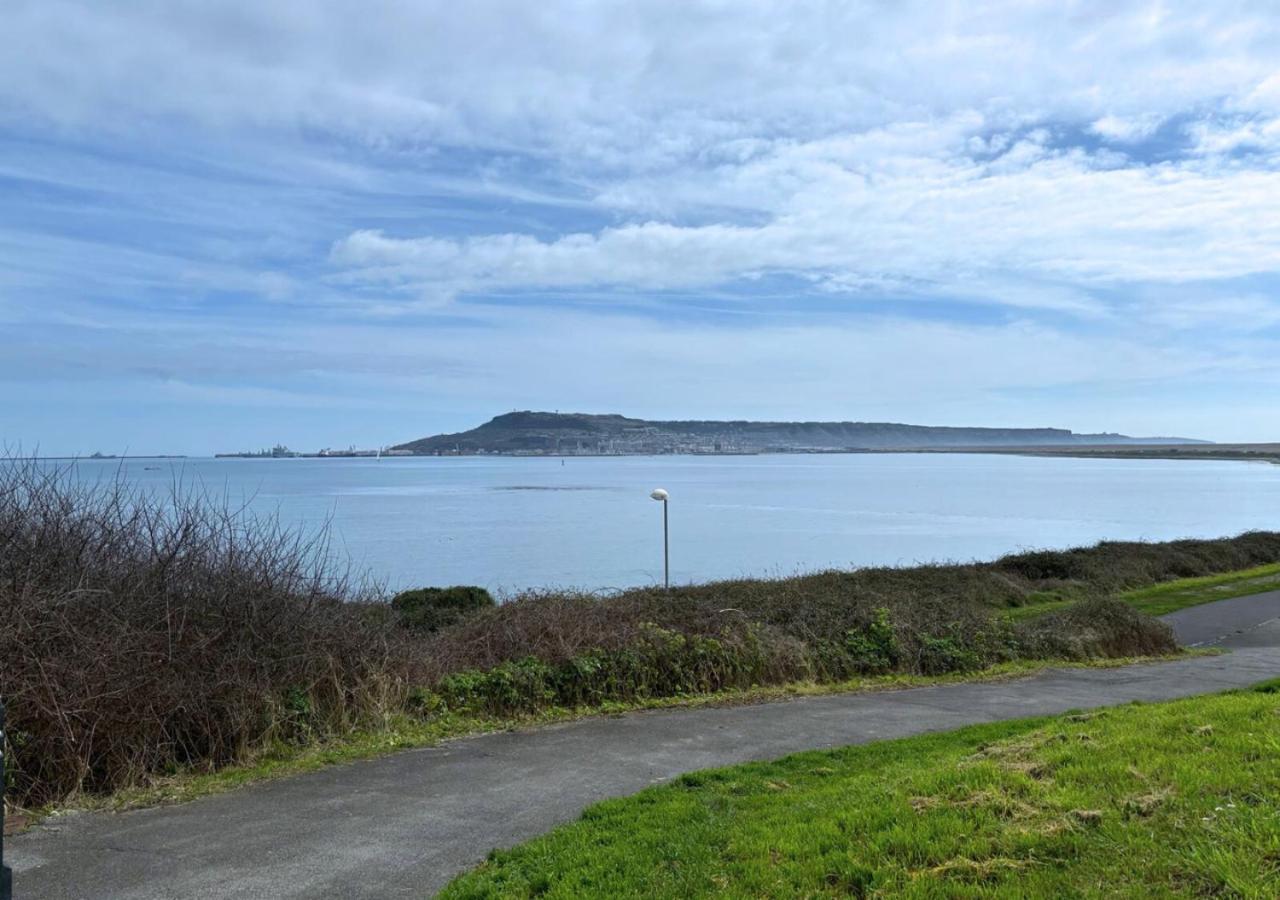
52;454;1280;593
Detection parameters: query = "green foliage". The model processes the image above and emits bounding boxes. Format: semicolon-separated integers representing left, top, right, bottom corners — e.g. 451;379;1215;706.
428;532;1280;719
917;634;982;675
437;657;557;713
392;585;495;633
416;576;1185;718
420;575;1191;719
841;607;900;674
431;623;806;715
279;686;318;742
443;688;1280;898
283;686;312;717
1252;677;1280;694
427;611;1045;717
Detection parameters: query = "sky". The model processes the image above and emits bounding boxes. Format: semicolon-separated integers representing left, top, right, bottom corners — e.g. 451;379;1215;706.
3;1;1280;455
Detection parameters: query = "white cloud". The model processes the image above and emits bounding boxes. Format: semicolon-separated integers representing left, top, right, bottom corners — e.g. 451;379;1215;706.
1090;114;1163;143
6;2;1280;160
330;151;1280;302
8;3;1280;312
1187;116;1280;157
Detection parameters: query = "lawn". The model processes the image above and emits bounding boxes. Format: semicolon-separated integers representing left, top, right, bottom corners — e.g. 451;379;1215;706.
1005;561;1280;622
443;682;1280;898
1123;562;1280;616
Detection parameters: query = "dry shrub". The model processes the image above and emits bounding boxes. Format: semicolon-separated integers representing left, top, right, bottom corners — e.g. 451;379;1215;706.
0;459;429;807
1015;598;1177;659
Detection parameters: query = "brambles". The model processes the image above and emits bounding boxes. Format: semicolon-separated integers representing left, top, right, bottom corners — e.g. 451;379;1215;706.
0;458;429;807
1015;597;1177;659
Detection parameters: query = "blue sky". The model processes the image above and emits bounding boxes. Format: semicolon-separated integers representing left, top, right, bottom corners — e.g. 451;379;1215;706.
3;1;1280;455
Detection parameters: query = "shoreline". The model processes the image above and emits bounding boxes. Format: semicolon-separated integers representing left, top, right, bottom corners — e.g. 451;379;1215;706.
210;445;1280;462
37;445;1278;465
910;444;1280;464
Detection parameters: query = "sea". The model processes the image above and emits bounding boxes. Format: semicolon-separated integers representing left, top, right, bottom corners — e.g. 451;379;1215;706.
49;453;1280;594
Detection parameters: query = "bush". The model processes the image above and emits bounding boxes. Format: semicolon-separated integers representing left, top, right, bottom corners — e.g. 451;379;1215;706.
432;621;811;715
916;635;983;675
416;533;1276;718
1015;597;1178;659
392;585;495;633
0;459;430;807
842;607;901;674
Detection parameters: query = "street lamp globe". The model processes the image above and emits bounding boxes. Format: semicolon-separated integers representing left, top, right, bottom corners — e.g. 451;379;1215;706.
650;488;669;501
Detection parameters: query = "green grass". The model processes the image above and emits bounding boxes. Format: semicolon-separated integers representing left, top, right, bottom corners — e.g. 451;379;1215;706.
1005;561;1280;622
443;683;1280;899
1122;562;1280;616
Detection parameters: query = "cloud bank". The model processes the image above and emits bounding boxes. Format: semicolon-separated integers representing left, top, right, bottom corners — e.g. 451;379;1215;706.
2;1;1280;450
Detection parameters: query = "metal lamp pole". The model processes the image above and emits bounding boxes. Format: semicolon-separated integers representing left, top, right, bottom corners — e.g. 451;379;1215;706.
650;488;669;589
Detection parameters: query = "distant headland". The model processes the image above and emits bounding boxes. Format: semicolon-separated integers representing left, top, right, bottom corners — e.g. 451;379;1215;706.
386;411;1211;457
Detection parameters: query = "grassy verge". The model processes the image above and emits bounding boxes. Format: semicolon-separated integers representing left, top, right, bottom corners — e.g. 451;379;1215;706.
1005;561;1280;622
1123;562;1280;616
443;681;1280;899
39;654;1195;819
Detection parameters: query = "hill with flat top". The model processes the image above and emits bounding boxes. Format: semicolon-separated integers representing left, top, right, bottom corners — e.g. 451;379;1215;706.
393;411;1206;456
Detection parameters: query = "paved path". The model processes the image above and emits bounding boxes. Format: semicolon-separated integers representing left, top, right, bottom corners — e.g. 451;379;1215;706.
11;592;1280;899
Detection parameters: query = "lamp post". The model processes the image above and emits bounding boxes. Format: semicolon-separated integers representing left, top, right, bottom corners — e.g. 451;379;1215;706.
650;488;669;589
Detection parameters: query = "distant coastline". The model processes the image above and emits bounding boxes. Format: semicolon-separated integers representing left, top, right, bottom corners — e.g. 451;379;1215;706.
913;444;1280;464
204;446;1280;464
204;409;1280;466
34;455;188;461
387;410;1211;458
214;443;410;459
203;411;1280;462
